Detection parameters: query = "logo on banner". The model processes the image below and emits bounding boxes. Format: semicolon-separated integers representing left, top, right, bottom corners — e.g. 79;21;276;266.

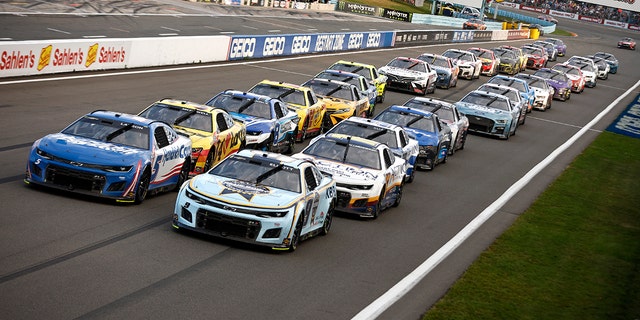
230;38;256;59
38;45;52;71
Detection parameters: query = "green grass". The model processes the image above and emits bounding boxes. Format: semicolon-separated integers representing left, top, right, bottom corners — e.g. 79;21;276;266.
422;131;640;319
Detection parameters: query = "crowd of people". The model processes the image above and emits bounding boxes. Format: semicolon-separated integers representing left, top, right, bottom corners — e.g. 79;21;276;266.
513;0;640;25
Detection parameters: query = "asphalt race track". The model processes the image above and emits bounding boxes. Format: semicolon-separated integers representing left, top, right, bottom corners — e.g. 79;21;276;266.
1;2;639;319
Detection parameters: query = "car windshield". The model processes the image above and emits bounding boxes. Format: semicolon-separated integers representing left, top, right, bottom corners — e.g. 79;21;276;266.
63;116;150;149
248;84;306;106
443;50;465;60
470;49;492;59
480;86;519;102
387;58;425;72
303;138;381;170
207;94;272;119
139;103;213;132
522;47;541;55
328;121;398;148
210;156;301;193
535;70;566;82
316;72;361;89
570;62;594;72
594;52;614;60
489;78;525;92
376;110;435;132
404;100;454;121
525;78;547;90
493;49;516;60
329;63;371;80
306;81;355;101
461;92;510;111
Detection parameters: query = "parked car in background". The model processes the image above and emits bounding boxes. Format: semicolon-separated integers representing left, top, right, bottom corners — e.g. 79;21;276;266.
247;80;326;142
416;53;459;89
442;48;482;80
205;90;298;154
378;56;438;95
138;99;246;176
293;133;406;219
532;68;572;101
328;60;388;103
173;149;337;252
454;90;519;140
25;110;192;204
514;73;554;111
403;97;469;154
463;18;486;30
468;47;500;76
374;105;451;170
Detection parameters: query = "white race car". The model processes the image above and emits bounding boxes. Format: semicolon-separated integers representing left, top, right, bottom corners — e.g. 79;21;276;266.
442;48;482;80
378;56;438;95
292;133;406;219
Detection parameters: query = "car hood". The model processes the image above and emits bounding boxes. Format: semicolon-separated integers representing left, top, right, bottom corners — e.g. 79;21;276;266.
229;113;272;132
402;127;438;146
379;66;426;78
322;97;355;110
189;174;301;207
36;133;147;165
174;127;213;147
456;102;511;119
293;155;379;182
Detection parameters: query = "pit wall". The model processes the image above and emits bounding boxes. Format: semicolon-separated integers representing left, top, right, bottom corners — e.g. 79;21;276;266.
0;29;530;78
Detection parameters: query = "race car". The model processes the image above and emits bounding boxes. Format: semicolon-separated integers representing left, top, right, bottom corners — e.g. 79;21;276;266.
374;105;451;170
172;149;337;252
378;56;438;95
327;60;388;103
247;80;326;142
617;37;636;50
477;83;528;126
551;63;586;93
521;45;548;70
318;116;420;183
463;18;487;30
454;90;520;140
532;68;572;101
25;110;192;204
566;56;598;87
500;45;527;73
545;38;567;56
531;41;558;62
138;99;246;177
205;90;298;154
490;47;522;75
415;53;459;89
487;75;535;113
402;97;469;155
313;69;377;116
302;78;370;131
514;73;554;111
593;52;618;74
292;133;406;219
468;47;500;76
587;55;611;80
442;48;482;80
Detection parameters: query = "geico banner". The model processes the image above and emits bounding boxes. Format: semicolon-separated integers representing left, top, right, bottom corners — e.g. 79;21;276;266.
0;39;131;77
227;32;394;60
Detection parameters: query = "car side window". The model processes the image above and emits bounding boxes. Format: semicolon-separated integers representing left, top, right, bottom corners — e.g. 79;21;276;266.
304;167;318;190
383;149;393;168
216;113;228;132
371;68;378;79
223;113;235;129
155;126;170;148
306;91;317;106
311;166;324;187
273;101;284;119
399;130;408;148
353;88;361;100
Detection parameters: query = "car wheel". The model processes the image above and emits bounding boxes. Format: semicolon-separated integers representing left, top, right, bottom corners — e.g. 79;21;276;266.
285;134;295;155
174;159;190;191
287;215;304;252
377;90;386;103
297;119;308;143
134;168;151;204
392;182;403;207
204;148;215;172
320;201;334;236
406;166;415;183
372;188;384;219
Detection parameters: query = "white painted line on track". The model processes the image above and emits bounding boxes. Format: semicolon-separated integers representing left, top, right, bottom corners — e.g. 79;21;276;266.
351;80;640;320
47;27;71;34
83;35;106;38
528;116;603;132
161;26;181;32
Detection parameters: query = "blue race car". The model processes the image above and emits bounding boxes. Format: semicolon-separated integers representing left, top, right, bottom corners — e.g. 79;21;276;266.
173;149;336;251
454;90;520;140
374;105;451;170
25;110;192;203
205;90;299;154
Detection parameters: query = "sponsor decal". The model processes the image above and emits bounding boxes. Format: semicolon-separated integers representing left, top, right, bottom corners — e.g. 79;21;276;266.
0;49;35;70
219;180;270;201
229;37;256;59
315;34;346;52
38;45;52;71
53;48;83;67
99;46;126;63
86;44;98;68
520;5;548;13
291;35;311;54
263;36;286;57
579;15;603;24
382;9;411;22
340;2;377;15
452;31;474;42
366;33;381;48
607;94;640;139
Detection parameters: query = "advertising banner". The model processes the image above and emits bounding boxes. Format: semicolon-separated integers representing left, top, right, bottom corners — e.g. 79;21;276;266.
382;8;412;22
337;1;379;16
606;94;640;139
393;31;454;47
227;32;395;60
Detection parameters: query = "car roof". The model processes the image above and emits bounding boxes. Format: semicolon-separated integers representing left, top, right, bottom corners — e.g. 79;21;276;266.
255;79;311;92
222;89;280;104
387;104;436;118
89;110;155;126
322;133;384;149
153;99;219;114
235;149;307;168
337;116;404;132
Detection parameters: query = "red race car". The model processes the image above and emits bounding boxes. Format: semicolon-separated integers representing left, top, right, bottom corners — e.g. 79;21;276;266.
618;37;636;50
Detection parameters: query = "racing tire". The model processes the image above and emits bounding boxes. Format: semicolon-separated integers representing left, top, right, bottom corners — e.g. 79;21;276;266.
320;201;334;236
372;189;385;219
288;215;304;252
406;166;415;183
134;168;151;204
392;182;403;208
174;159;190;191
204;148;215;172
297;119;308;143
285;134;295;155
377;90;386;103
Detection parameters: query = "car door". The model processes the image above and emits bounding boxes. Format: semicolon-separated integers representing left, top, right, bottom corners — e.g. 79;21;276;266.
302;165;323;233
151;124;188;187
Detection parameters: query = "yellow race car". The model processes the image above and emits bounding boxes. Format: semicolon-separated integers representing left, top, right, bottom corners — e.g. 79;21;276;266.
138;99;246;176
327;60;388;103
302;78;370;130
247;80;326;142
